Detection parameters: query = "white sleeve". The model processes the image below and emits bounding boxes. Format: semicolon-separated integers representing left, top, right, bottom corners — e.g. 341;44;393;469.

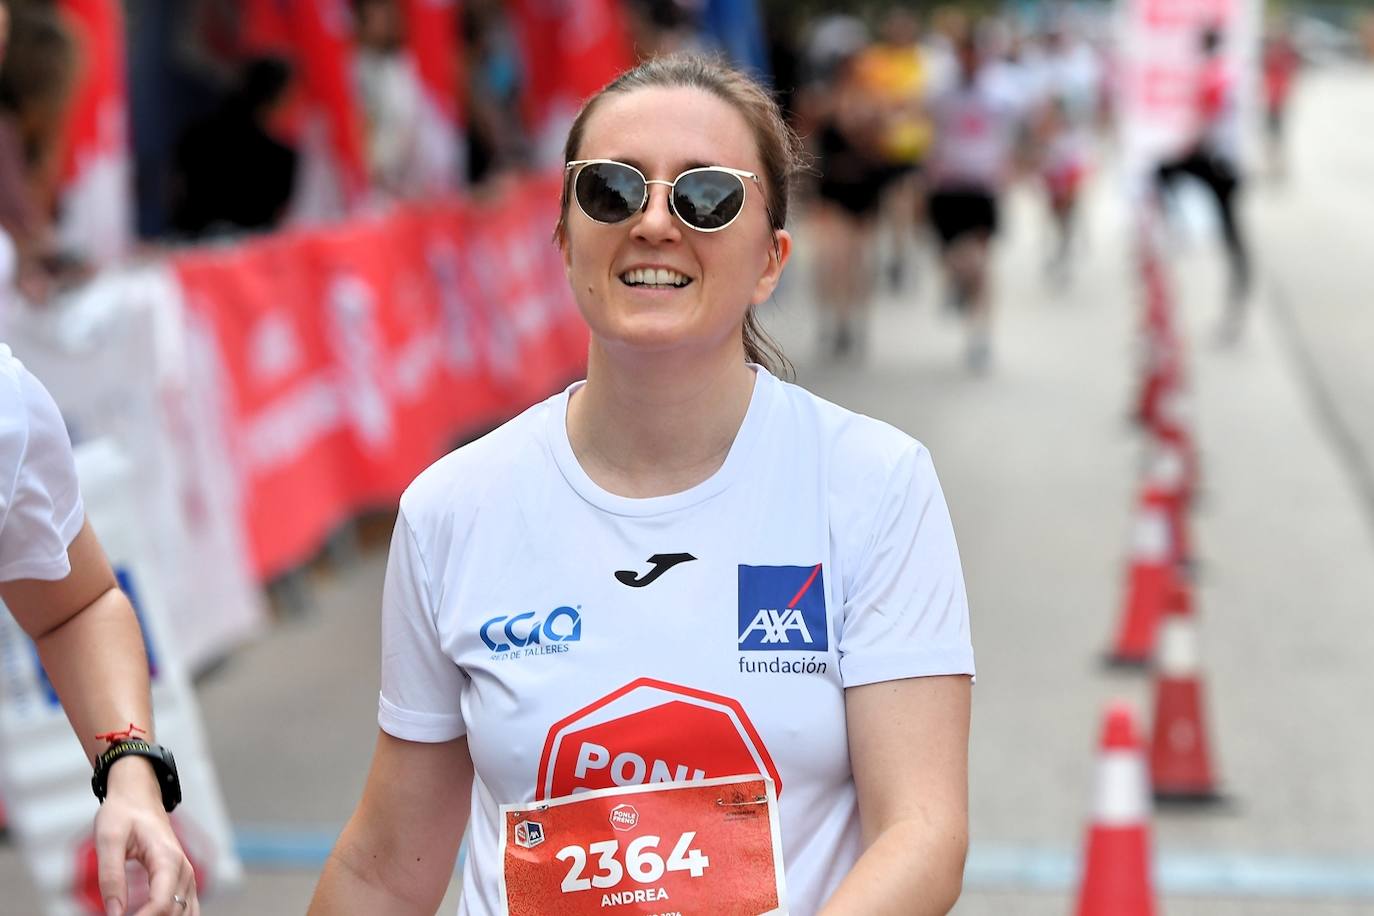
0;364;84;582
838;444;975;688
377;508;468;742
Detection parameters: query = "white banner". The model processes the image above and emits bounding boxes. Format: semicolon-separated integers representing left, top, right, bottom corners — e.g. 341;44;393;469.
0;440;241;915
1116;0;1262;191
3;265;266;673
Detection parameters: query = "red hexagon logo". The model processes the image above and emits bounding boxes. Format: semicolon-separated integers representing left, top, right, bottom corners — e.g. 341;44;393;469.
536;677;781;802
609;804;639;832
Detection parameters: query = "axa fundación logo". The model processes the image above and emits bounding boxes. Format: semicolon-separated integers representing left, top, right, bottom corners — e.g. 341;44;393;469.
481;606;582;660
513;820;545;849
614;552;697;588
737;564;831;676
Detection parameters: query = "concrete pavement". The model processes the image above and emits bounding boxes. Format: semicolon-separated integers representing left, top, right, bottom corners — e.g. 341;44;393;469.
2;64;1372;916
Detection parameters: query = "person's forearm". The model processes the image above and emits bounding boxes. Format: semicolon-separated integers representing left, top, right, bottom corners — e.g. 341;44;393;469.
818;817;968;916
33;586;153;763
310;827;448;916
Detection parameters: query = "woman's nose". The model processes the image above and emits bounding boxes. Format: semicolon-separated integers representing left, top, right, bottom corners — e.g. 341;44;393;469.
632;183;681;243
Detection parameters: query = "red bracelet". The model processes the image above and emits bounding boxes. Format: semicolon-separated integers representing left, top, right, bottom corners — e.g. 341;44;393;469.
94;723;147;744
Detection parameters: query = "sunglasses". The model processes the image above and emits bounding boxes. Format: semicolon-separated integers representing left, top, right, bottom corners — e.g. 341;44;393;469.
565;159;765;233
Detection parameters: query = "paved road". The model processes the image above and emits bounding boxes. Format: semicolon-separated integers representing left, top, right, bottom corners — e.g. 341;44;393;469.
2;64;1372;916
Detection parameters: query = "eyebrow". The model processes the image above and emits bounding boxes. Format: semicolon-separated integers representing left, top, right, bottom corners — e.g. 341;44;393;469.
615;157;718;176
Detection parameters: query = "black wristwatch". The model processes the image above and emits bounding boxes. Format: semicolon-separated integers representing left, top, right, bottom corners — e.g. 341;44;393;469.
91;740;182;813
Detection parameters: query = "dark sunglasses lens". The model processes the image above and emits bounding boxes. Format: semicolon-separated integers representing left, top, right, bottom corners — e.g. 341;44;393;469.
575;162;644;223
674;170;745;230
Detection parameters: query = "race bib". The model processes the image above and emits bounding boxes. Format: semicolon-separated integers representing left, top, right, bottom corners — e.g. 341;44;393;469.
499;775;787;915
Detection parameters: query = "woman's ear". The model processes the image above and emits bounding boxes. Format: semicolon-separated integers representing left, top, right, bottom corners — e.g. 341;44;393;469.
751;229;793;306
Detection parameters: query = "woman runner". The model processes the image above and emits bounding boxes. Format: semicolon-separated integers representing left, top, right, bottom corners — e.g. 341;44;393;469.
310;54;975;916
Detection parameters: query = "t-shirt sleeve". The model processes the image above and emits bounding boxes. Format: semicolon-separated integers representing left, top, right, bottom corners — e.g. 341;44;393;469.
838;443;975;688
377;508;468;742
0;365;84;582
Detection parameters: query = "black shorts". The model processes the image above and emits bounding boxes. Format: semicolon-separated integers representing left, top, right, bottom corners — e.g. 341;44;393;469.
817;177;886;221
927;189;998;246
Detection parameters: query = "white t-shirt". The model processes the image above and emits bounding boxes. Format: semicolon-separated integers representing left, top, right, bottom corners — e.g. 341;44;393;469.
928;73;1021;191
0;344;84;582
379;368;976;914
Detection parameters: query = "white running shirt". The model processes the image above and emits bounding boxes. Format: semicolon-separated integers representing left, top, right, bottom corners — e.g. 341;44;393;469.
379;367;976;914
928;73;1022;191
0;343;84;582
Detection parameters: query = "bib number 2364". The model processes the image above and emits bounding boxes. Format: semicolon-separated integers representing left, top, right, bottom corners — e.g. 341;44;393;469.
499;775;787;915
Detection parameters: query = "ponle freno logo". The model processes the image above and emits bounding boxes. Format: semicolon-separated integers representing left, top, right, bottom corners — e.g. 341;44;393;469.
481;605;582;658
609;804;639;831
737;564;828;651
537;678;782;802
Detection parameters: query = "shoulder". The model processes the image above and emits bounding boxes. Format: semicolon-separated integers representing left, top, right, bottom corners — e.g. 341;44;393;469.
0;344;67;470
0;345;28;484
398;395;556;536
771;377;928;491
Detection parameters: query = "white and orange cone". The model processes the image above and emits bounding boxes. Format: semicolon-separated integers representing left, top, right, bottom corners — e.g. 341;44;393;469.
1075;701;1157;916
1107;485;1176;667
1145;436;1192;570
1150;581;1222;803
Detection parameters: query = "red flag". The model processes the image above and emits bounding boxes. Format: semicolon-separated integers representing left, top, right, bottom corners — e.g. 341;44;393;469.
55;0;131;264
241;0;293;56
286;0;368;220
508;0;634;162
402;0;465;191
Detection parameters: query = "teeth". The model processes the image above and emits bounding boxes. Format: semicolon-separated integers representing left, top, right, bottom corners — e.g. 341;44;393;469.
620;267;691;287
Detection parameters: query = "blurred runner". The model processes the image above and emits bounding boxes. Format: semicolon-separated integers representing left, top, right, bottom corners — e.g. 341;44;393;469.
808;43;887;360
926;31;1020;371
1261;23;1301;182
855;9;933;293
1031;24;1102;286
1155;26;1251;343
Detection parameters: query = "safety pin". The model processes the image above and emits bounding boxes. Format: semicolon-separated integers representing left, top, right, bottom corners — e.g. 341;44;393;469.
716;795;768;807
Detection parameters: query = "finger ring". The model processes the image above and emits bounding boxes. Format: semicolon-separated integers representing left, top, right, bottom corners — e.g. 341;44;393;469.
173;894;188;909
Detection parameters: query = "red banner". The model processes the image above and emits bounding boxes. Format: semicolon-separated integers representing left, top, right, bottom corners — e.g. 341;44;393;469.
173;175;586;580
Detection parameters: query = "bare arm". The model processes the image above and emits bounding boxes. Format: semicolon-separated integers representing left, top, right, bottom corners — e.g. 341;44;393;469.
309;730;474;915
1;520;152;760
0;519;197;915
819;675;972;916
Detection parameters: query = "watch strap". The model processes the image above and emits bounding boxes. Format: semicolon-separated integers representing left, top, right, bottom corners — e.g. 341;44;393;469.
91;740;182;813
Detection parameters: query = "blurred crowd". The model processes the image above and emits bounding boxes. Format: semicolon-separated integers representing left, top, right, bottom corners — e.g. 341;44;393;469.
0;0;1363;341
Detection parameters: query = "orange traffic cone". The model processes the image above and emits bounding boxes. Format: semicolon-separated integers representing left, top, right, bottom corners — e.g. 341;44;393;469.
1146;438;1192;569
1152;406;1199;508
1150;581;1222;803
1075;701;1156;916
1135;335;1177;429
1107;485;1175;667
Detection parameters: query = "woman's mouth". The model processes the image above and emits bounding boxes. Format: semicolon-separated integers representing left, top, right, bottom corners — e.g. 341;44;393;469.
619;267;693;290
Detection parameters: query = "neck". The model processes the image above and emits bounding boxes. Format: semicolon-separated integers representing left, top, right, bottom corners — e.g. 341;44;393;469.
566;339;758;498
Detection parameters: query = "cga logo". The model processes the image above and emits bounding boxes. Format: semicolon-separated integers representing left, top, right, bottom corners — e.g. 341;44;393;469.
482;606;582;653
737;564;828;652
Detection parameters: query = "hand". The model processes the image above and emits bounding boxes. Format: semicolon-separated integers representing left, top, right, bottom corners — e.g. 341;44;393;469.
95;757;199;916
